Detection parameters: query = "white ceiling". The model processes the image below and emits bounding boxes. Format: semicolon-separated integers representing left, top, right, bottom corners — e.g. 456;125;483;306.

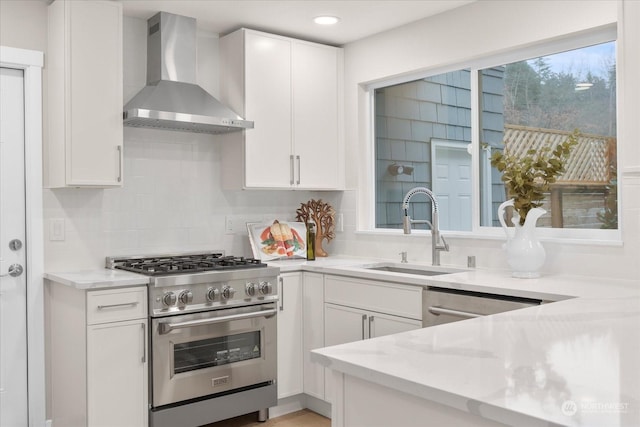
116;0;475;46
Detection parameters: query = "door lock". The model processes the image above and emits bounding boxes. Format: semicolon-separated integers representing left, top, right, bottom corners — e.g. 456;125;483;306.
9;239;22;251
1;264;24;278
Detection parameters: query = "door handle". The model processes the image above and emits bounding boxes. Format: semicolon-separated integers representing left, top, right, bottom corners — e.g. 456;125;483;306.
140;322;146;363
361;314;367;340
289;155;295;185
116;145;123;183
296;155;301;185
368;315;374;339
0;263;23;278
279;277;284;311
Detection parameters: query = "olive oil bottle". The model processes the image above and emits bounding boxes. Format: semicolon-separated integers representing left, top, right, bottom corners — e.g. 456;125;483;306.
306;222;316;261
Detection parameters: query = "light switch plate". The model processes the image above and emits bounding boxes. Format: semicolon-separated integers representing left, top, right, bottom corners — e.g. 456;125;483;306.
49;218;65;241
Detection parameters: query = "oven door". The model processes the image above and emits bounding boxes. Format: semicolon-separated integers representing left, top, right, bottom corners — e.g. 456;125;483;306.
151;303;277;407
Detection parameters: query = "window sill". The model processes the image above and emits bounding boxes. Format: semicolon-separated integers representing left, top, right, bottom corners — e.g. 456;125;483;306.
355;228;623;247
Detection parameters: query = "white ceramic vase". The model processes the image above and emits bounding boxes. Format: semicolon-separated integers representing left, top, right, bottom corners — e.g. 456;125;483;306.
498;199;546;278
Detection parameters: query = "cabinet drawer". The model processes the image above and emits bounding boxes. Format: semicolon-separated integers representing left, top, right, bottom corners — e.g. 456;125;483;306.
324;276;422;320
87;287;147;325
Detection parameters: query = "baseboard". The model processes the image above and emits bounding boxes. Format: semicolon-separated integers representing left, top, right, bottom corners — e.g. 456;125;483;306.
304;395;331;418
269;393;332;419
269;394;306;418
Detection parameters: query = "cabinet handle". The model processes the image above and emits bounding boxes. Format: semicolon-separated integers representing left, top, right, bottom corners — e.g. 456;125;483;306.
369;315;374;339
289;155;294;185
116;145;123;183
279;277;284;311
140;322;146;363
428;306;482;319
97;302;139;310
296;155;301;185
361;314;367;340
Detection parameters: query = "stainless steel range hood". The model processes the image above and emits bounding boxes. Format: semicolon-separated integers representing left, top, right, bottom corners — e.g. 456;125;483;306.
124;12;253;134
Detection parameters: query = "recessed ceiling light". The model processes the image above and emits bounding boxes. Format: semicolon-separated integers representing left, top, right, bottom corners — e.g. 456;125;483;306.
314;16;340;26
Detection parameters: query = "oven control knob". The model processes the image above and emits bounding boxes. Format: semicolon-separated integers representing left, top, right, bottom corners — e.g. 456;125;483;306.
162;292;177;307
259;281;273;295
245;282;256;296
206;287;219;302
179;290;193;305
222;286;235;300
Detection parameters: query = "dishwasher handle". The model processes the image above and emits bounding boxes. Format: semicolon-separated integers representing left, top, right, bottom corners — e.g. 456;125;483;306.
427;306;482;319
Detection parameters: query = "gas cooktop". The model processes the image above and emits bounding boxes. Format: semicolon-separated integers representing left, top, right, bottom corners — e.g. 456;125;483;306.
107;251;268;276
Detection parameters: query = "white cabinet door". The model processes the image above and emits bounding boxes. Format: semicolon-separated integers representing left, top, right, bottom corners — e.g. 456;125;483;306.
368;312;422;338
87;319;148;427
277;273;303;398
302;273;325;399
292;42;339;189
325;304;369;346
324;303;422;403
244;32;292;188
46;0;123;188
220;29;342;190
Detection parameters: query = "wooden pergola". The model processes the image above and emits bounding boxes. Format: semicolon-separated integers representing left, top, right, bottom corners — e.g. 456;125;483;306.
502;125;616;227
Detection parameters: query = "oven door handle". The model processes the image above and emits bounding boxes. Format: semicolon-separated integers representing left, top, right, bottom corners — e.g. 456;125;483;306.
159;308;277;335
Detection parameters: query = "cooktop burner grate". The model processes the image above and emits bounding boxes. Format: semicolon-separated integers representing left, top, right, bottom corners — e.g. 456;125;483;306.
112;253;268;276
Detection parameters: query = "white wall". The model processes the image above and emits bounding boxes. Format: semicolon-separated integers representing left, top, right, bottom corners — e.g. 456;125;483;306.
0;1;48;53
332;0;640;280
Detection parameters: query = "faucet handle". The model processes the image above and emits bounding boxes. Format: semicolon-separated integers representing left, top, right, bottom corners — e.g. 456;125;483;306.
440;235;449;251
399;251;408;263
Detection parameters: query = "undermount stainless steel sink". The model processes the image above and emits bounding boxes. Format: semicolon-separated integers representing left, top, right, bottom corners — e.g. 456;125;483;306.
361;263;465;277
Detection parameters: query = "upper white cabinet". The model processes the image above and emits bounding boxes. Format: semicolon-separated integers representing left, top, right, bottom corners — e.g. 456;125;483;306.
46;0;123;188
220;29;343;190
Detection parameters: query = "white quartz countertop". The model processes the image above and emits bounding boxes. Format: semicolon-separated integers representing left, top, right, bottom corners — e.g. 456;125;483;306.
307;260;640;426
313;294;640;426
44;270;149;289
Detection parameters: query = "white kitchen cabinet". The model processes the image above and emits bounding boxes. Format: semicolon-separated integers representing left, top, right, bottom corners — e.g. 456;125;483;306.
47;283;148;427
277;272;304;398
46;0;123;187
323;275;423;402
219;29;343;190
87;319;147;427
302;272;325;400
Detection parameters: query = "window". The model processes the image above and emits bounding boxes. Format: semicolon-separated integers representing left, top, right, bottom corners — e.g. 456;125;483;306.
373;39;618;234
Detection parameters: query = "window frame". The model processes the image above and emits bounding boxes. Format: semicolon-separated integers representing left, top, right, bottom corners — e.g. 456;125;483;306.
364;24;622;244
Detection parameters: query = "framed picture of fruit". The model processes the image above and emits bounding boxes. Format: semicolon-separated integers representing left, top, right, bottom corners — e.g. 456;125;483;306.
247;220;307;260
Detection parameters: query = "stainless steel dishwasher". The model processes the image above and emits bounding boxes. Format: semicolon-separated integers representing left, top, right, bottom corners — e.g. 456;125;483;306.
423;287;541;327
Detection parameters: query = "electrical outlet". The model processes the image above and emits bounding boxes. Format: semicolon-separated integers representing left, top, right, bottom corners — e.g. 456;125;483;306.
336;213;344;232
225;216;234;234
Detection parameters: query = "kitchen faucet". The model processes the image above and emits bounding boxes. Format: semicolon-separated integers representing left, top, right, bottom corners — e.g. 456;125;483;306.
402;187;449;266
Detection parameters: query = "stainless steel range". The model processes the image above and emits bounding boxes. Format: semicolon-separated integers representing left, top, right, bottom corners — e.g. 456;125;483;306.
107;251;279;427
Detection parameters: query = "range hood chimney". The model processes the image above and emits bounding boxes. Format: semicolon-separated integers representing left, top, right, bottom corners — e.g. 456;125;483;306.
123;12;253;134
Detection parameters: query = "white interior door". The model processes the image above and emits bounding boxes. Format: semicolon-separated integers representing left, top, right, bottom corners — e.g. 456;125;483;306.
432;140;472;231
0;66;28;426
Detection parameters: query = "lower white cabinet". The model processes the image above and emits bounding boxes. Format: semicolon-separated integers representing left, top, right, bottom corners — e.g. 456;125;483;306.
302;272;325;400
277;272;303;398
323;275;423;403
87;319;148;427
46;282;148;427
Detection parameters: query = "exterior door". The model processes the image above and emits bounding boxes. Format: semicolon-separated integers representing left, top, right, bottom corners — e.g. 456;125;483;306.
0;66;28;426
432;140;472;231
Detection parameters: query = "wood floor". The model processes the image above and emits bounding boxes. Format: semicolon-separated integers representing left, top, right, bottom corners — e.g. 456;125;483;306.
203;409;330;427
